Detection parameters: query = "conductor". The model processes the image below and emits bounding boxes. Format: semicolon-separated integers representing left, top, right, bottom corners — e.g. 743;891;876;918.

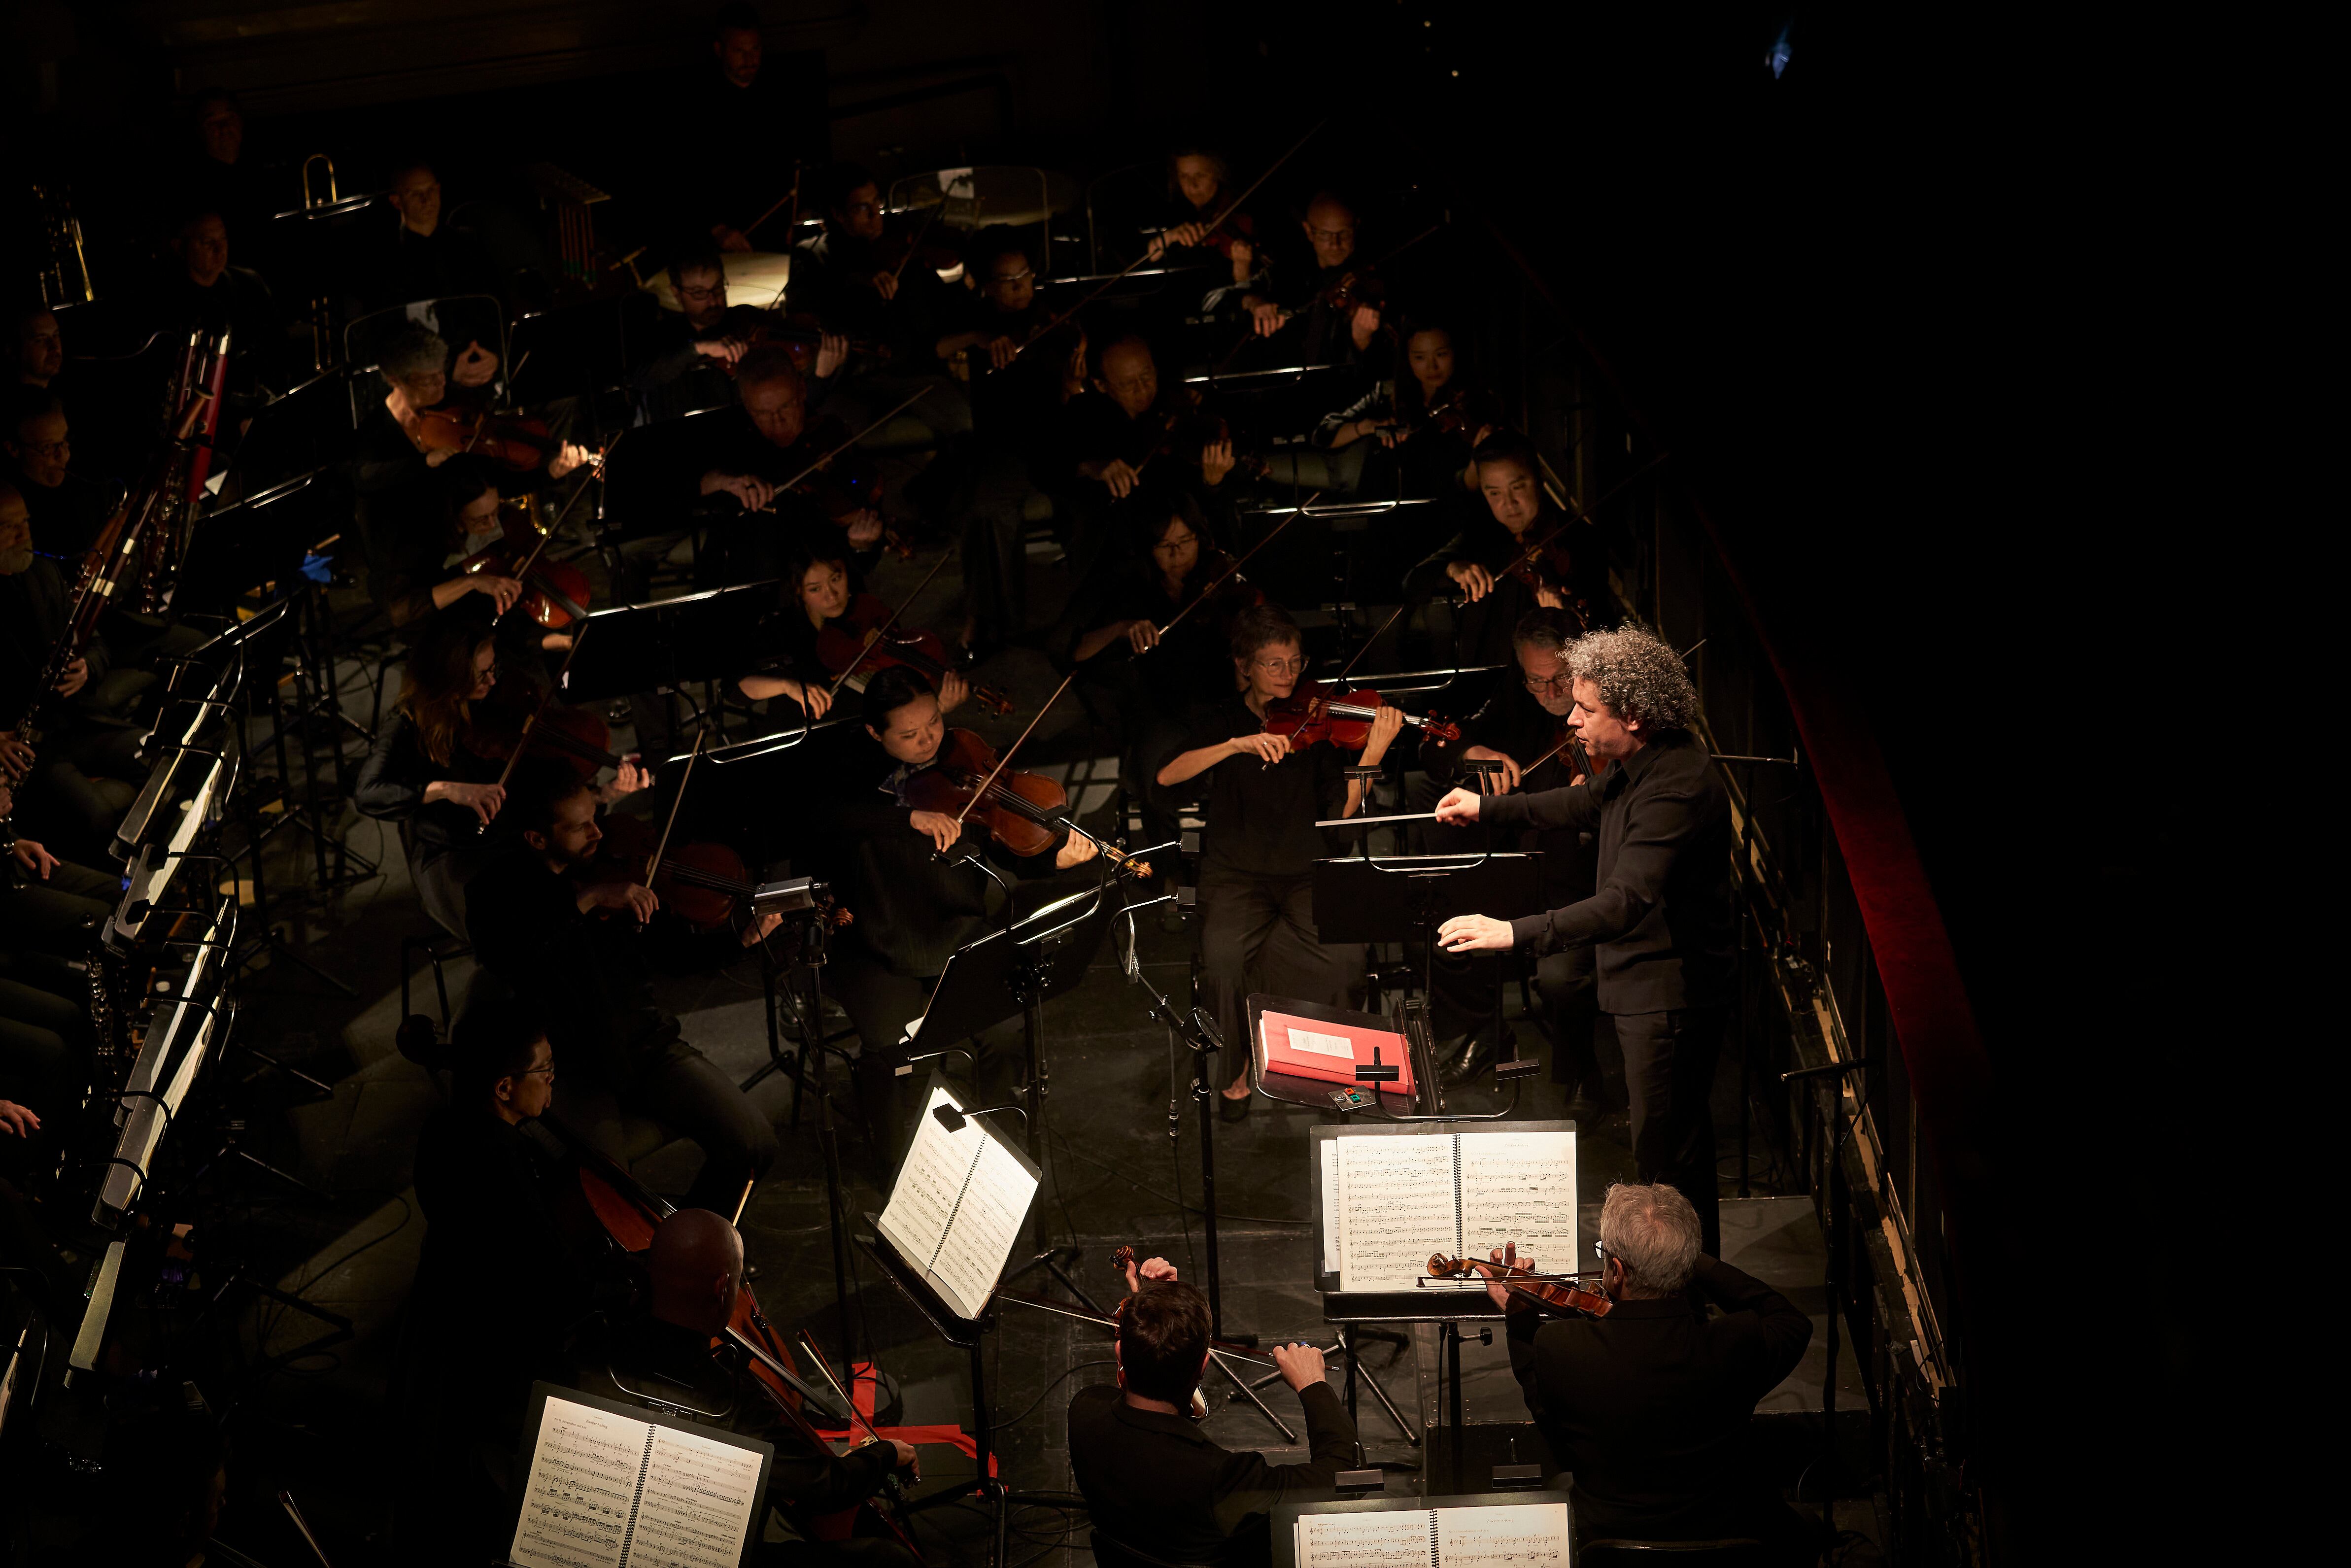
1431;622;1736;1250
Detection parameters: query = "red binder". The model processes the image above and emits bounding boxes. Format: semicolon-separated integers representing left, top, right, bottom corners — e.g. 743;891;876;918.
1257;1009;1416;1096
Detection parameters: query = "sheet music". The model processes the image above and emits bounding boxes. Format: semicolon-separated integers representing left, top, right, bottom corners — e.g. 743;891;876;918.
1295;1508;1435;1568
626;1422;765;1568
1433;1503;1572;1568
1457;1131;1578;1270
1333;1136;1458;1293
874;1087;973;1282
1320;1141;1342;1274
511;1396;644;1568
928;1119;1036;1317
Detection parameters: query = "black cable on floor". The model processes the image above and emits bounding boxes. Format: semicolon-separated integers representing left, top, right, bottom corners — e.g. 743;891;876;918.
980;1358;1115;1434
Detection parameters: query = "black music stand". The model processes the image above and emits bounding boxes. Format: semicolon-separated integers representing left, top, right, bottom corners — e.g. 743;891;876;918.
908;878;1119;1306
560;582;779;702
230;369;356;493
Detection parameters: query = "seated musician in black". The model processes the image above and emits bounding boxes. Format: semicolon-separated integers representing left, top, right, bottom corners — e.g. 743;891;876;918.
630;240;847;426
1060;501;1243;866
1483;1185;1812;1560
736;533;970;727
1054;331;1237;578
363;457;532;640
0;481;145;864
574;1209;920;1566
356;158;505;314
152;205;290;425
1314;322;1499;501
399;995;597;1558
4;391;111;560
790;162;913;346
1154;605;1397;1117
931;229;1079;653
466;757;780;1213
1141;145;1267;309
1070;1256;1355;1568
818;666;1095;1159
1416;609;1604;1106
351;323;587;525
1238;191;1385;371
676;3;808;256
695;345;884;583
1403;430;1612;675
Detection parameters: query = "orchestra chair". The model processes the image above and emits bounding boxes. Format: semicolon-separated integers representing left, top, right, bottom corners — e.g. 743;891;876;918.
1581;1540;1766;1568
1088;1530;1221;1568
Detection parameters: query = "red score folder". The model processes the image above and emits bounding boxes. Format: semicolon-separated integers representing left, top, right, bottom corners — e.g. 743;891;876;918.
1258;1009;1416;1097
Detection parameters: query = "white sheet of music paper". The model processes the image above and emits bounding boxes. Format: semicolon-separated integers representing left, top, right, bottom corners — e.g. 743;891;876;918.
1456;1130;1578;1275
510;1395;648;1568
1332;1136;1459;1293
875;1086;1038;1319
627;1422;765;1568
1293;1503;1573;1568
1320;1140;1343;1274
1433;1502;1572;1568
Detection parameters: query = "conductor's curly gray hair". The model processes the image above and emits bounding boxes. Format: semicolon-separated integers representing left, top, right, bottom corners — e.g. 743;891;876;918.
1567;621;1698;733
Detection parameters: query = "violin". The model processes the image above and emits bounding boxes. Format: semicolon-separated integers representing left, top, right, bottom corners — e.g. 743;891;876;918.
1426;1253;1613;1318
815;593;1014;715
413;403;585;475
1109;1246;1212;1420
1262;682;1461;750
1132;396;1269;485
543;1116;920;1554
464;673;639;783
738;307;892;378
900;728;1153;878
1496;522;1597;628
457;494;595;628
588;812;856;939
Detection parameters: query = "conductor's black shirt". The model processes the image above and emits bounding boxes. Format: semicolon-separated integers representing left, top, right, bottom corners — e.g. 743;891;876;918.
1476;728;1734;1013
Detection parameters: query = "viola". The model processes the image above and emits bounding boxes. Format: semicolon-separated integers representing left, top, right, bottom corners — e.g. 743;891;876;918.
815;594;1014;715
413;404;580;475
542;1116;920;1554
1426;1253;1613;1319
1315;266;1386;319
738;307;892;378
464;674;638;783
1496;522;1597;628
900;728;1153;878
589;813;854;938
1262;682;1461;750
457;495;595;629
1131;395;1269;486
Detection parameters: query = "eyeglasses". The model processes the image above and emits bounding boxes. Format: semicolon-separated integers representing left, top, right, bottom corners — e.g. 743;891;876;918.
1253;656;1307;675
1521;672;1571;692
519;1065;556;1079
13;439;68;459
1153;533;1199;553
678;282;726;301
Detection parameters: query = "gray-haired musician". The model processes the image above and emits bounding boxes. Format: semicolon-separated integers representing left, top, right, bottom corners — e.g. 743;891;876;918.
1434;622;1736;1250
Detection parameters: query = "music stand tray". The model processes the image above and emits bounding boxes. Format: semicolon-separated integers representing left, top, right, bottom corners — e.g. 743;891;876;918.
904;882;1118;1050
560;581;780;701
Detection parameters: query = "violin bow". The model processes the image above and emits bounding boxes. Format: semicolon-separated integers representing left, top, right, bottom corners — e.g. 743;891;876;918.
1334;602;1412;683
821;546;958;705
946;667;1080;834
771;386;934;498
997;119;1328;370
643;726;709;887
495;432;625;627
888;205;944;283
792;1331;898;1451
1143;489;1325;650
490;624;596;794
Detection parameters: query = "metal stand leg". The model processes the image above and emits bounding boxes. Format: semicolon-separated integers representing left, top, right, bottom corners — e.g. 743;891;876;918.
1206;1351;1296;1443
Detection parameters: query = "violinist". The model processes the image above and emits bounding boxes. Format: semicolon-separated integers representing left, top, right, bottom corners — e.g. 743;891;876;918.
356;158;505;314
1057;332;1238;577
736;534;970;723
1403;431;1611;672
0;481;146;864
789;162;923;348
364;458;528;638
1431;622;1734;1251
573;1210;920;1565
1154;605;1397;1118
1480;1185;1813;1559
1313;322;1499;500
1142;146;1267;308
466;757;781;1214
1238;191;1384;369
358;323;587;497
399;995;596;1559
819;667;1096;1161
628;240;828;425
694;345;885;581
1062;503;1244;861
1416;609;1603;1106
1069;1258;1357;1568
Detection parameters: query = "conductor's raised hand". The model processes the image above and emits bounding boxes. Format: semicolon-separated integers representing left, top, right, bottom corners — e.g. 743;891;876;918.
1431;786;1483;824
1271;1342;1328;1392
1437;913;1514;954
909;810;964;854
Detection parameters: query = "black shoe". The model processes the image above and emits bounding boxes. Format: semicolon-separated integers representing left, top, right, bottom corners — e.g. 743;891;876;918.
1439;1033;1499;1087
1219;1091;1254;1123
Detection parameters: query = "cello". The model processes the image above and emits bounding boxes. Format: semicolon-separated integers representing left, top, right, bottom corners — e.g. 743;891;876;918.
543;1115;923;1554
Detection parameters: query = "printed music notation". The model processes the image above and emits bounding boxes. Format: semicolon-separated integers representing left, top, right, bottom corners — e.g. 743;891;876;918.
875;1086;1039;1319
511;1394;765;1568
1321;1130;1576;1295
1294;1503;1572;1568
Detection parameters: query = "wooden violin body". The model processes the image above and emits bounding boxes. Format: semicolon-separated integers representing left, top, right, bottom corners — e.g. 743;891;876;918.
458;496;595;628
1261;682;1460;750
463;673;630;781
815;594;1014;715
414;404;572;474
1426;1254;1613;1318
900;728;1152;879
